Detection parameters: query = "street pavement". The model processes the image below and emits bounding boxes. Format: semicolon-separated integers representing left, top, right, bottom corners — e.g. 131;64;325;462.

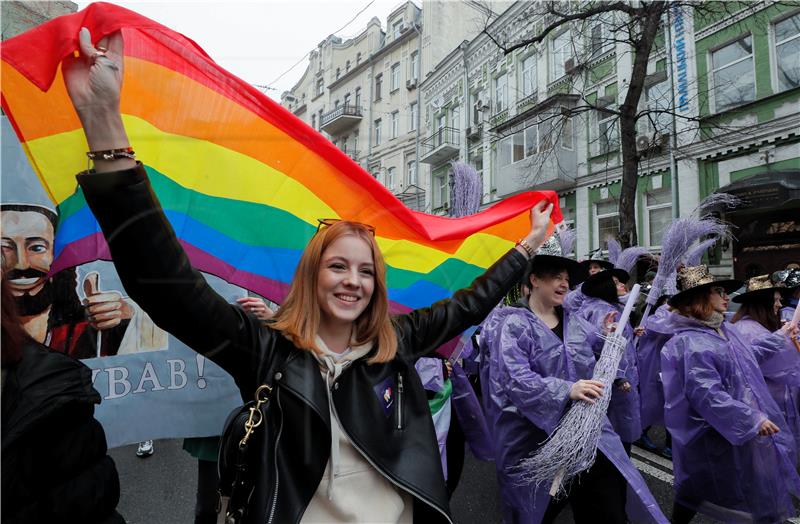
112;434;799;523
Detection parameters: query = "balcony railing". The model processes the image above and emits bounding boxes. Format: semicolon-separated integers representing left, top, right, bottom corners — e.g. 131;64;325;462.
420;127;460;165
320;104;363;134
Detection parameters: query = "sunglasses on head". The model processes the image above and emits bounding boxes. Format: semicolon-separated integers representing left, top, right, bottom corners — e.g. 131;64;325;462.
316;218;376;236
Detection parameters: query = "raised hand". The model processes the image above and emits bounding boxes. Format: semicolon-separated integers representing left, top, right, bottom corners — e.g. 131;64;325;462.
83;271;133;330
62;28;133;170
63;28;124;121
602;311;619;335
236;297;275;321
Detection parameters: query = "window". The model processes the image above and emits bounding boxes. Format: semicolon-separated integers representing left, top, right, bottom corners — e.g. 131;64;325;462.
525;125;538;156
311;114;316;129
436;113;447;146
595;199;620;249
468;146;483;181
471;90;483;125
410;51;420;81
375;74;383;100
390;63;401;91
334;99;339;110
318;109;323;129
316;78;324;96
374;119;382;145
410;102;418;131
550;30;572;81
391;111;399;138
386;167;396;189
645;187;671;247
560;117;574;150
592;107;619;155
357;52;362;65
343;93;351;107
775;13;800;92
393;20;404;39
354;87;361;108
512;132;525;162
644;80;672;135
346;60;351;73
433;172;447;209
495;73;508;112
335;67;341;80
521;54;536;97
449;105;460;131
711;35;755;112
498;135;513;168
589;13;613;57
407;161;417;186
353;132;359;153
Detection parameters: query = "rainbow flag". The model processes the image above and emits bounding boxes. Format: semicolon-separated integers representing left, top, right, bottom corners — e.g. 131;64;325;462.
1;2;561;314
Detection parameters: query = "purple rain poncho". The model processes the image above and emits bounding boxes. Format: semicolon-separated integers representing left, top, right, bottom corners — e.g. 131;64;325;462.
562;283;586;313
661;313;800;524
732;316;800;456
636;304;674;429
478;302;667;524
573;297;642;443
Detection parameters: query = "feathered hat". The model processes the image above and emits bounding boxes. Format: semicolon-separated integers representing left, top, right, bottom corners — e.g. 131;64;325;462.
731;274;785;304
581;239;651;299
524;225;586;287
668;264;742;306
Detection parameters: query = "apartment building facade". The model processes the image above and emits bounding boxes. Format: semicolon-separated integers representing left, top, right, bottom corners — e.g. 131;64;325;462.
417;0;799;276
281;1;511;210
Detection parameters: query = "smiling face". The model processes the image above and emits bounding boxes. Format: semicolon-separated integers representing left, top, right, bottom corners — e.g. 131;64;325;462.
316;234;376;334
530;269;570;308
1;210;54;297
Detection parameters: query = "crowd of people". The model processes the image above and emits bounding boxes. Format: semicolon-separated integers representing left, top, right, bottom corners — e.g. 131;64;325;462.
2;25;800;524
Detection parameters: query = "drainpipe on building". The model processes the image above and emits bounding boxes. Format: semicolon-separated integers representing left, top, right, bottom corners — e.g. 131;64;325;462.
367;58;374;165
461;42;469;162
665;5;680;220
413;20;422;194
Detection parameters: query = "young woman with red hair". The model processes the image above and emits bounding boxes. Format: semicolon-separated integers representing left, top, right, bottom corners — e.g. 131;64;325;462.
59;28;554;524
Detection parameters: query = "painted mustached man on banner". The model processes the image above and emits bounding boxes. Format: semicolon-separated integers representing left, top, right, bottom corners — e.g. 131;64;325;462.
1;203;167;358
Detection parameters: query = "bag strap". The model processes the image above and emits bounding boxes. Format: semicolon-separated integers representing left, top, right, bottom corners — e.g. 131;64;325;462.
224;343;296;523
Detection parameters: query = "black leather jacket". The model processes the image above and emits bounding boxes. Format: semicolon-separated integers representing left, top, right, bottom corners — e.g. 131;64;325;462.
77;164;527;524
2;342;124;524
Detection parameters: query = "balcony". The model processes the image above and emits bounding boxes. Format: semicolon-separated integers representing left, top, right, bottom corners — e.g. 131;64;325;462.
320;104;363;134
420;127;460;165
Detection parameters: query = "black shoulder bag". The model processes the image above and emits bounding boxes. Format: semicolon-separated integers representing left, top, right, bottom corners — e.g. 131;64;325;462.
217;350;293;524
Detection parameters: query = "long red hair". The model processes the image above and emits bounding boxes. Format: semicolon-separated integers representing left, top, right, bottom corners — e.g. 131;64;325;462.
271;221;398;363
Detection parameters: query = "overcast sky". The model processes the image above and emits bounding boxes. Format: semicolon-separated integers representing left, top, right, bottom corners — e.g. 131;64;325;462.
77;0;412;99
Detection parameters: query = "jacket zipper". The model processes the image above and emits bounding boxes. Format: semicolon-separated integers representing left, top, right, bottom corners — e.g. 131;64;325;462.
330;386;452;524
266;389;284;524
396;372;405;430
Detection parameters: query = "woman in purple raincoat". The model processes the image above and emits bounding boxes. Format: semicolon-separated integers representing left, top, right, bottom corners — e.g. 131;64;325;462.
479;254;666;524
635;298;673;440
662;265;800;524
731;275;800;457
574;268;643;449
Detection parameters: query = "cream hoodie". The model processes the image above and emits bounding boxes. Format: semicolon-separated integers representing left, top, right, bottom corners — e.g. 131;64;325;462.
300;336;413;524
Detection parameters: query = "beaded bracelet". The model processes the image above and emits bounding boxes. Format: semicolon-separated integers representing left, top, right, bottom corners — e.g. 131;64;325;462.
515;238;535;258
86;147;136;161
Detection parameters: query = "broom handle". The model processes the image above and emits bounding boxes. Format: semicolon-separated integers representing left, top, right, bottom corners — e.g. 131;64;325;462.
549;469;566;496
618;284;641;329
